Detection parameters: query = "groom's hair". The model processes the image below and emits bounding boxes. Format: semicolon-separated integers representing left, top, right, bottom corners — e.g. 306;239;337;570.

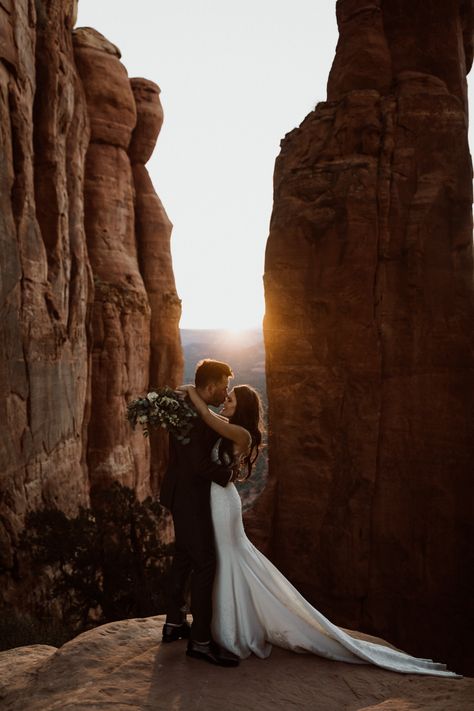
195;359;233;387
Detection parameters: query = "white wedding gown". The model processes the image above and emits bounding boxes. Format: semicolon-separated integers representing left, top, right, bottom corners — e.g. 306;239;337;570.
209;480;459;677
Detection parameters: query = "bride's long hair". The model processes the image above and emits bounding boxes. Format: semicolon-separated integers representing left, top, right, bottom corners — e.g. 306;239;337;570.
219;384;264;480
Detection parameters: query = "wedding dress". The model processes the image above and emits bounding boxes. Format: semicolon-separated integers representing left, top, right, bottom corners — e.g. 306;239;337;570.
209;474;459;677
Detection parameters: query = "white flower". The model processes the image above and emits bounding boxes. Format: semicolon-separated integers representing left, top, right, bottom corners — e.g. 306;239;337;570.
127;386;195;445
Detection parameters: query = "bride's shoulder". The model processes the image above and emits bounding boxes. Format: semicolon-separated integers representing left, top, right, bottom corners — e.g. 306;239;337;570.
233;429;251;457
237;425;252;450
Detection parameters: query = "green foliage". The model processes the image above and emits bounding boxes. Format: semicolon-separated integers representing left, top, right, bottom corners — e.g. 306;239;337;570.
127;387;197;441
21;482;172;629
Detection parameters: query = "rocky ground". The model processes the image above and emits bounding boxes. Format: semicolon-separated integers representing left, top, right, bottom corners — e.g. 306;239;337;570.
0;617;472;710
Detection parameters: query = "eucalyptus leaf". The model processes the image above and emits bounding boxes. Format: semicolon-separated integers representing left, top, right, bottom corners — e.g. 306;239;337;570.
126;386;196;444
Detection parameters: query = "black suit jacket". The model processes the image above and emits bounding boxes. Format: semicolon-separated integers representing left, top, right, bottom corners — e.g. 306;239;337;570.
159;411;231;517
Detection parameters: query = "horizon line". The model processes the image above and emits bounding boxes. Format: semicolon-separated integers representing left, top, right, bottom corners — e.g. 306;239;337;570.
180;325;263;331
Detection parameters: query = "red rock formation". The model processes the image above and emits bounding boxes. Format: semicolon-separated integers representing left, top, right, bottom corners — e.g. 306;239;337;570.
73;28;152;499
0;5;182;607
0;0;91;584
264;0;474;674
1;617;473;710
129;78;183;492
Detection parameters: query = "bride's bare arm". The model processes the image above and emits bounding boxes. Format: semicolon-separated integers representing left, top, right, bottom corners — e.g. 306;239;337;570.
182;385;251;451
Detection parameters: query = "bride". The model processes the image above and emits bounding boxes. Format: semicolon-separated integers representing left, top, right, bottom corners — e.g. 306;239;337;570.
180;383;459;678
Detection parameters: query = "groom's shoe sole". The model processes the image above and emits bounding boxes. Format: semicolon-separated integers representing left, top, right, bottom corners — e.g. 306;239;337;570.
162;621;191;643
186;645;239;667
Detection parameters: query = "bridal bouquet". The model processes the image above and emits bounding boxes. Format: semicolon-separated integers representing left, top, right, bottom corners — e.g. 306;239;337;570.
127;387;197;443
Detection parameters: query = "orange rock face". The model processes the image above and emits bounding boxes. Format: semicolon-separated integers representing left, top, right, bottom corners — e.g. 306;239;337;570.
0;1;91;579
264;0;474;674
129;78;183;491
1;617;473;710
0;8;181;601
73;30;151;498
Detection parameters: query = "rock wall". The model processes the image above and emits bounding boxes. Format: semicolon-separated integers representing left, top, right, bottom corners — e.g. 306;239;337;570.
129;78;183;493
0;4;181;600
264;0;474;674
73;29;152;499
0;0;91;578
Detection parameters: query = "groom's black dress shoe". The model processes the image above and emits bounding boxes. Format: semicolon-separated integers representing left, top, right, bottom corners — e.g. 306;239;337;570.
162;621;191;643
186;639;240;667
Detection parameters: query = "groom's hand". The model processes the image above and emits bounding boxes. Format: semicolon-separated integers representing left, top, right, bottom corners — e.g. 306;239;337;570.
229;463;241;483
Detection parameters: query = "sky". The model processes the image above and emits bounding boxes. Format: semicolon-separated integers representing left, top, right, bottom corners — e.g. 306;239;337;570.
75;0;338;329
76;1;474;330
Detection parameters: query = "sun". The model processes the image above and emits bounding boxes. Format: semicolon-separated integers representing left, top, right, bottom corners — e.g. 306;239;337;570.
176;268;265;332
180;297;264;333
220;327;259;345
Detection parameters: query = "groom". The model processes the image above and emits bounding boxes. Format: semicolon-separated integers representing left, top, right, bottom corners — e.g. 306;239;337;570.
160;359;240;667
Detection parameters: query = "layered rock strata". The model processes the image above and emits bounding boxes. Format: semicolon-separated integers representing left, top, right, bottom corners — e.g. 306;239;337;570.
0;6;181;600
0;0;91;580
129;78;183;492
73;28;152;498
264;0;474;674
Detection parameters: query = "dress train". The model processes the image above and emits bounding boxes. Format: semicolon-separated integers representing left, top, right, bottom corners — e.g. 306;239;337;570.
210;481;459;677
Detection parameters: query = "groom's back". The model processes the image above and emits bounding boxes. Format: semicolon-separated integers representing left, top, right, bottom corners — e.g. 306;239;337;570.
159;415;219;512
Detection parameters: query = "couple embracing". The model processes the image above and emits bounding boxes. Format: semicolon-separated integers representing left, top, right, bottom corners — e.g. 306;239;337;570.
159;359;458;676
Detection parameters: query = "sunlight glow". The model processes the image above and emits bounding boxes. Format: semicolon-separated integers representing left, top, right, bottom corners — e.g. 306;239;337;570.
179;284;265;331
220;327;260;345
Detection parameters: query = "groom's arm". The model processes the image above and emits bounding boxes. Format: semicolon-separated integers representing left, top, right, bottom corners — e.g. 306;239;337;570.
197;456;237;487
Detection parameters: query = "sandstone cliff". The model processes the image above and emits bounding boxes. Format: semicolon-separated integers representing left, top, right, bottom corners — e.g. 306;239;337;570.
1;617;472;710
263;0;474;675
73;28;152;499
0;3;181;605
0;0;91;580
129;77;183;492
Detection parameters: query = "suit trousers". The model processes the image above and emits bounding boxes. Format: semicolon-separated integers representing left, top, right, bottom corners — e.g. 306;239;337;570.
166;504;216;643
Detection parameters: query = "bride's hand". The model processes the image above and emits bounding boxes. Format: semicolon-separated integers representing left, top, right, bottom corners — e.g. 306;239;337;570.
180;384;208;414
230;450;249;482
176;384;195;393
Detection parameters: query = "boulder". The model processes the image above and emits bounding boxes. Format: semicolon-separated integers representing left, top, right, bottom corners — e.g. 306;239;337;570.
0;617;472;710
